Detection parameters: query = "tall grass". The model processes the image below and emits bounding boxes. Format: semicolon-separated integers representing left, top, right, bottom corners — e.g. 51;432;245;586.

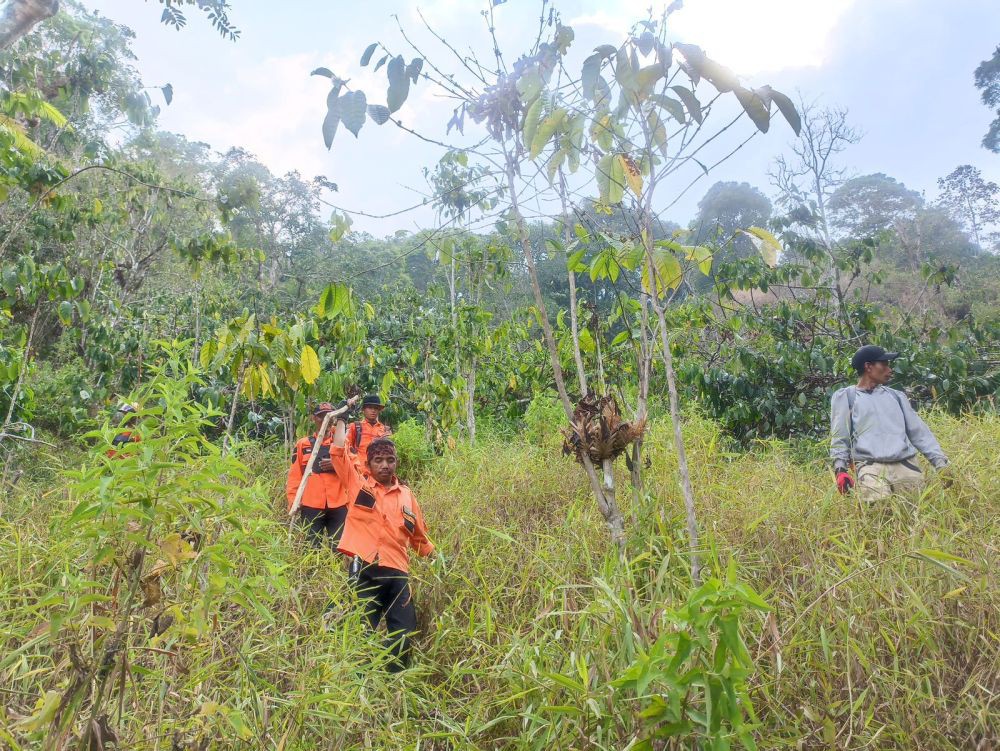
0;410;996;749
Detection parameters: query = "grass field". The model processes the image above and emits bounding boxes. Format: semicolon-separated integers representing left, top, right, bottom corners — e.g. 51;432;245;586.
1;408;997;750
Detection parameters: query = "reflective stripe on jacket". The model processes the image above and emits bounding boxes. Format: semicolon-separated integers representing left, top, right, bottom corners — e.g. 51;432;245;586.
332;445;433;572
285;434;349;511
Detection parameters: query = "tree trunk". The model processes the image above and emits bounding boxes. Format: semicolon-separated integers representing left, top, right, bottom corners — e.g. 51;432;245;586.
0;0;59;50
221;360;248;457
631;295;652;501
504;148;625;551
192;286;202;366
558;170;589;396
642;233;701;584
465;357;477;442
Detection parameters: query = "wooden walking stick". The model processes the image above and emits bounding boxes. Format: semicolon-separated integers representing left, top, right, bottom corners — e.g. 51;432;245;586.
287;402;351;532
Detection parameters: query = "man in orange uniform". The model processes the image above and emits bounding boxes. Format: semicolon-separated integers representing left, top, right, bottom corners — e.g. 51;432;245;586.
349;394;392;459
330;414;433;672
286;402;351;545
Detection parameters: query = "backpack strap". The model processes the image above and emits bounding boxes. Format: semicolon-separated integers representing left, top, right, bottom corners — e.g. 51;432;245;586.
845;386;856;456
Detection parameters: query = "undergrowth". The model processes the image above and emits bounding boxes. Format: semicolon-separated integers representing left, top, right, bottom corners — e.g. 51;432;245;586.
0;395;996;750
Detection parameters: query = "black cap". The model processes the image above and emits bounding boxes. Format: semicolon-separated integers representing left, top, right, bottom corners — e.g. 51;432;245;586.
361;394;384;409
851;345;899;374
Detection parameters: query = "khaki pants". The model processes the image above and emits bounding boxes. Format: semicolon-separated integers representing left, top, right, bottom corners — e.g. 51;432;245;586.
857;459;924;503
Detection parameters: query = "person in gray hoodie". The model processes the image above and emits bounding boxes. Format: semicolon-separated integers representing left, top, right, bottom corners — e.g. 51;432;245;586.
830;345;951;502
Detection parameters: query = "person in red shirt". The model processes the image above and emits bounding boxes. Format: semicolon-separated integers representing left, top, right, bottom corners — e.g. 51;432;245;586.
349;394;392;459
286;402;351;545
330;409;433;672
107;403;140;458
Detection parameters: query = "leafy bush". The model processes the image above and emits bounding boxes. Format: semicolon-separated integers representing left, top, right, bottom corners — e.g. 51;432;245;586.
677;299;1000;443
392;418;435;481
25;355;103;435
522;390;564;447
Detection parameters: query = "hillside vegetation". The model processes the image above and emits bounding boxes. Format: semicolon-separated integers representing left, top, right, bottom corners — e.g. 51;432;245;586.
2;404;996;750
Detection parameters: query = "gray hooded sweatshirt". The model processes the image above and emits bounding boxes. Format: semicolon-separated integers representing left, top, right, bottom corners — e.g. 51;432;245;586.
830;385;948;472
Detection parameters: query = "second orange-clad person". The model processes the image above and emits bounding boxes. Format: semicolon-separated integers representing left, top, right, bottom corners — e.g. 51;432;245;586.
286;402;351;545
349;394;392;458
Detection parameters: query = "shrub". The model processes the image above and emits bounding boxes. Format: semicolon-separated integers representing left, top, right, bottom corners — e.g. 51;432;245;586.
25;355;104;435
523;390;564;448
392;418;435;481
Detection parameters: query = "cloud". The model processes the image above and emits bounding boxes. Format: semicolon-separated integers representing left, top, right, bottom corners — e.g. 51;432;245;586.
571;0;860;76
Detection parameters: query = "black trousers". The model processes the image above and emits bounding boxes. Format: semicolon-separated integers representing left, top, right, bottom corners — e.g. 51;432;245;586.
298;505;347;546
349;560;417;672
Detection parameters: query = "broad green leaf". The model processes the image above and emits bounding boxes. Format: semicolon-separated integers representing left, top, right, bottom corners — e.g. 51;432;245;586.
329;211;352;243
646;248;683;296
567;247;587;272
768;87;801;135
647;110;668;156
386;56;410;113
367;104;390;125
671;85;703;124
340;90;367;137
530;108;566;160
634;64;663;96
597;154;612;203
311;67;334;78
199;339;217;369
522;96;543;149
360;42;378;66
300;345;320;384
516;68;543;102
608;152;625;204
734;86;770;133
685;245;713;276
590;113;613;151
650;94;685;124
406;58;424;83
581;53;603;100
57;300;72;325
322;109;339;149
741;226;781;267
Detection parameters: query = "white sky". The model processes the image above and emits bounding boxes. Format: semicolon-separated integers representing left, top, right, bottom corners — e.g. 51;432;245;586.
84;0;1000;234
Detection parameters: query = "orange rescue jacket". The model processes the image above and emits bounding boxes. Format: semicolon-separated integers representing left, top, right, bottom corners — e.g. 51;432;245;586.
332;445;433;572
350;419;391;458
285;433;350;511
107;431;140;458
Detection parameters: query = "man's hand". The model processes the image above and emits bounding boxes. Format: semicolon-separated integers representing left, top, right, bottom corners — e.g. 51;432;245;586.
317;458;334;473
836;471;854;495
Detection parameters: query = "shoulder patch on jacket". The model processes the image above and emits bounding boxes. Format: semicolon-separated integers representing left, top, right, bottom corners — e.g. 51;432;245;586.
355;488;376;509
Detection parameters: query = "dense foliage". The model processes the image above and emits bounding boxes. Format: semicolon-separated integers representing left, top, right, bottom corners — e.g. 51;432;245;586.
1;2;998;749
